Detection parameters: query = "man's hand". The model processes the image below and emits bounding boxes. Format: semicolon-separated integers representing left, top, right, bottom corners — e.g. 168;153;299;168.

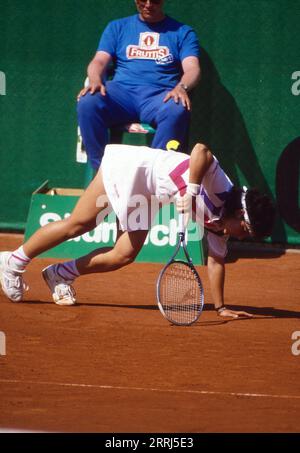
77;51;111;100
175;183;200;214
175;183;200;229
77;78;106;101
217;307;253;319
175;192;193;215
163;85;191;110
175;192;193;229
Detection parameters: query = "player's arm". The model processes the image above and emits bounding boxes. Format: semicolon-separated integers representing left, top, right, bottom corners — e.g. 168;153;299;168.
189;143;214;185
176;143;213;216
77;51;112;99
208;253;253;319
207;253;225;311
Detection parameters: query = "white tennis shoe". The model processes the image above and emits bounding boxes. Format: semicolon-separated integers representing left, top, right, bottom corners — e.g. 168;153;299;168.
42;264;76;306
0;251;29;302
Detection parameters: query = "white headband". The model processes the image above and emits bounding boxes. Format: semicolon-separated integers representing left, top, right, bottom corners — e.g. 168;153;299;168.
241;186;254;235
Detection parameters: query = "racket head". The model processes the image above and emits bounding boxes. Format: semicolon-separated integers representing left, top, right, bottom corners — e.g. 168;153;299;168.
156;259;204;326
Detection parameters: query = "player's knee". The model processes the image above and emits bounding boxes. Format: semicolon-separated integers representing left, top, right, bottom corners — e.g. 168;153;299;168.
113;250;136;268
119;254;136;267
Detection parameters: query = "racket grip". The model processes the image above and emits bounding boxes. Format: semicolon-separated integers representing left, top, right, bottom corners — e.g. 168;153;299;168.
178;213;186;234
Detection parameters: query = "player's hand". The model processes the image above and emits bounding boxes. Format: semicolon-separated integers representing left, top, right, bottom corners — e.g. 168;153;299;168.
175;192;193;229
175;192;193;215
217;308;254;319
77;79;106;100
175;183;200;214
175;183;200;227
163;85;191;110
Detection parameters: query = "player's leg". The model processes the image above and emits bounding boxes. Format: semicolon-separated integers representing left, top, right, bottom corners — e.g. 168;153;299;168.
0;170;109;302
77;81;138;169
75;228;148;274
43;228;148;305
24;170;109;258
139;87;191;152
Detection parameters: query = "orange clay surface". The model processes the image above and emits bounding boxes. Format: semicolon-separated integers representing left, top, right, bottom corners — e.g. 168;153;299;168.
0;233;300;433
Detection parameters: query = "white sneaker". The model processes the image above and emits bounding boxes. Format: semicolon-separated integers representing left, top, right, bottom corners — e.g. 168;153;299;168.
0;251;29;302
42;264;76;306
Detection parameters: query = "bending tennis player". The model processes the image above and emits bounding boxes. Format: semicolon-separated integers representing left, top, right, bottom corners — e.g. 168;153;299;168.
0;143;275;318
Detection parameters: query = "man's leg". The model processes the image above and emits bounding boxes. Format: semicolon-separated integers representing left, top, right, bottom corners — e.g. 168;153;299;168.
23;170;109;258
139;88;191;152
42;228;148;305
0;170;110;303
77;82;138;169
75;229;148;274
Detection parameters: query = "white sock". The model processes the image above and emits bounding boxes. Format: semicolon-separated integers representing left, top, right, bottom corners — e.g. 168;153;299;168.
9;246;31;271
56;260;80;281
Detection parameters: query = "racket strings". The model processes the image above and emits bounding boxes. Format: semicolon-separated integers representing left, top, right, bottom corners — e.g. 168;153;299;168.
159;262;203;325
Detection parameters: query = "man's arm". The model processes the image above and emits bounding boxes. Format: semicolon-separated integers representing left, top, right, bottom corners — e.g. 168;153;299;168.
179;56;201;92
175;143;213;221
208;253;253;319
189;143;213;184
77;51;112;99
187;145;254;319
207;254;225;311
163;56;201;110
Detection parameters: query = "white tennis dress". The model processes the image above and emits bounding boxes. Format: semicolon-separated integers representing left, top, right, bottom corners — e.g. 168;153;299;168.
101;144;233;258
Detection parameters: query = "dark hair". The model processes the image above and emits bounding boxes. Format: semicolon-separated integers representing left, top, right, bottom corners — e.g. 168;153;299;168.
223;187;243;216
224;187;276;238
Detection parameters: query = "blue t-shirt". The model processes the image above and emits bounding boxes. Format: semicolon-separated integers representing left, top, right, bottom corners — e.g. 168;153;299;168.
97;14;200;89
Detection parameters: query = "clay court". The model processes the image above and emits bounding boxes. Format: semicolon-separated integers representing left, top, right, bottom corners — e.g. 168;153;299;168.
0;233;299;433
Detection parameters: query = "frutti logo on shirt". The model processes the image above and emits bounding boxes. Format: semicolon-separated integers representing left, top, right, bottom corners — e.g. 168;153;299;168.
126;32;169;60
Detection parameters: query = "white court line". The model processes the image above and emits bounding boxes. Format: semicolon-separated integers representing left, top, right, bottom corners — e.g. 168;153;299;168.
1;378;300;401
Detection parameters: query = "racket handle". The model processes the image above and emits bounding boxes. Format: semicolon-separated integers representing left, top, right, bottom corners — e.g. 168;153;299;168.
178;213;186;235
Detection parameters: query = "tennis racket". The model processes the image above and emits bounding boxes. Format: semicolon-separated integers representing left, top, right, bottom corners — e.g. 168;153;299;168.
156;213;204;326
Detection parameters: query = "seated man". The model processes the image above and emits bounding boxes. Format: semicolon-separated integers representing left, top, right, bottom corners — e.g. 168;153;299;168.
0;143;275;319
77;0;201;169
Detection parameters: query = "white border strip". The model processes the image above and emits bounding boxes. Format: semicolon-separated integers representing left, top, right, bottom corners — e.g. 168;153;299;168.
1;379;300;401
0;429;47;433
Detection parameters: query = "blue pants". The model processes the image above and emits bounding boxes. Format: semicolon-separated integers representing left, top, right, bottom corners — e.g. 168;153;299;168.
77;81;191;169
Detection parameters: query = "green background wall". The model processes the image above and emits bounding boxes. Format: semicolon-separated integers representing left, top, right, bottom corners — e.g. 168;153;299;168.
0;0;299;243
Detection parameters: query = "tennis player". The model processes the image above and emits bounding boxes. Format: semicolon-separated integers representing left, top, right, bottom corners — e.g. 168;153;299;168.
0;143;275;318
